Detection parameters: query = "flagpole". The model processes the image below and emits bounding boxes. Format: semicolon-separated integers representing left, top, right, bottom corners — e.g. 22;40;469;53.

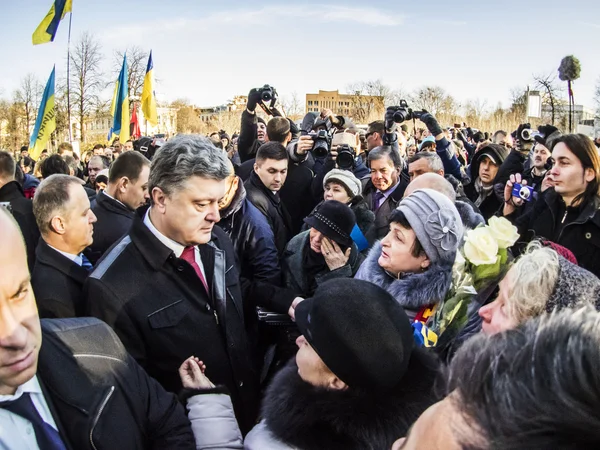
66;11;73;143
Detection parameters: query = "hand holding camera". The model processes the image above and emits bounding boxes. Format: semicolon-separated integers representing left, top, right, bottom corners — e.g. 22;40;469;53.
296;135;315;156
247;84;278;114
503;173;532;216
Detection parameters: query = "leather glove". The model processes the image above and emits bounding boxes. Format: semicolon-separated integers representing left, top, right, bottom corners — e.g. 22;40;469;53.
419;111;443;137
247;88;262;112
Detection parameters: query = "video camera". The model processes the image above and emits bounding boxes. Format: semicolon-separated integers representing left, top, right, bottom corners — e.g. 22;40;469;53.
256;84;278;116
385;100;427;132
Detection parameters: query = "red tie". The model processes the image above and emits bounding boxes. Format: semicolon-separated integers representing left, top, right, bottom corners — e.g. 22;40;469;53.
181;246;209;295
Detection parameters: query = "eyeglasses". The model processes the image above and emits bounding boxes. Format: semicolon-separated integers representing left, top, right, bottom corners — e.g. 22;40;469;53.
365;132;374;139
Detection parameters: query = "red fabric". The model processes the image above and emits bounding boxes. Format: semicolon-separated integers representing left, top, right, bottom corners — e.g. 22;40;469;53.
542;240;578;265
180;246;209;295
130;104;141;139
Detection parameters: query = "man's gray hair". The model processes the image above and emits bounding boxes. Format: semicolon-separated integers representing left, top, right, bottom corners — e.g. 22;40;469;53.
33;174;84;236
409;152;444;174
89;155;109;169
367;145;402;168
148;134;230;201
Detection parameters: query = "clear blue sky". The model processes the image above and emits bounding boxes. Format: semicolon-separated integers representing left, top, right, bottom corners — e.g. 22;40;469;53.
1;0;598;111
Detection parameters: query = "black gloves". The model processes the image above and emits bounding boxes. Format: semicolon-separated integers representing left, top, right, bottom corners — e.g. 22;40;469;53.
247;88;262;112
420;112;443;137
384;107;399;133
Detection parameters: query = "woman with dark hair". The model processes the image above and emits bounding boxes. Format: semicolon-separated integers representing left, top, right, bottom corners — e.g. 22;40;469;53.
503;133;600;277
355;189;463;320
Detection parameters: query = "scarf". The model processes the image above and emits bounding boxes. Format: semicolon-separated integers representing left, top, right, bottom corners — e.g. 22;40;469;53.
474;177;494;207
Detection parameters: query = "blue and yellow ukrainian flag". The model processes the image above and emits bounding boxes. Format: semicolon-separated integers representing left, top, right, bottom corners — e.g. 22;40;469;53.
141;51;158;127
109;54;130;143
32;0;72;45
29;67;56;160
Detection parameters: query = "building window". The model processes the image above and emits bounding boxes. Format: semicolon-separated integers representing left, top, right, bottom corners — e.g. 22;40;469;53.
308;100;313;106
314;101;318;106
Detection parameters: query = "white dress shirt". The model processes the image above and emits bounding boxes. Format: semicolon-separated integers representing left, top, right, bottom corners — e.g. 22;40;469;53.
0;375;60;450
47;243;82;267
143;208;207;279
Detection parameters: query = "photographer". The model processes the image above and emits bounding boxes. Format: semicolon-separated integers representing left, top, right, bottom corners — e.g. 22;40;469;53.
238;85;298;163
502;134;600;277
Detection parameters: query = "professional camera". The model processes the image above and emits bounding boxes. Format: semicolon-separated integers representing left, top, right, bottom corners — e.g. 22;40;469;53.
389;100;427;123
300;112;332;159
259;84;277;103
512;183;534;202
336;144;356;170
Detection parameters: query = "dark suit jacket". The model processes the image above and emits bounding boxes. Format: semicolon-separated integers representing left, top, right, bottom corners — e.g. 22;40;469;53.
89;190;134;263
361;175;410;241
83;209;259;433
0;181;40;270
244;171;293;256
31;239;89;318
38;318;194;449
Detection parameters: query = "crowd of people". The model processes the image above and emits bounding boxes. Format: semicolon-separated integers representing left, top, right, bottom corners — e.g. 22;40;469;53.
1;85;600;449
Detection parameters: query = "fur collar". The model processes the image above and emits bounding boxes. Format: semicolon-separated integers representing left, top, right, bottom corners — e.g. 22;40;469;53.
262;359;438;450
355;241;453;312
455;200;485;230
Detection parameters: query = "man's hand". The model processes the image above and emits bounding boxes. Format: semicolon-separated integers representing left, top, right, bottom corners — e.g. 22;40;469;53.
322;237;351;271
328;146;339;162
296;135;314;155
503;173;527;216
288;297;305;321
246;88;262;113
179;357;215;389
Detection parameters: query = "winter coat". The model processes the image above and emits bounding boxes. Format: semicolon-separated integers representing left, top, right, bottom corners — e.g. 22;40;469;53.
83;208;260;433
464;144;510;221
508;188;600;278
361;175;410;241
282;230;364;297
455;200;485;230
88;190;135;263
354;241;453;320
183;390;244;450
244;359;439;450
435;137;463;181
245;171;293;257
38;318;195;449
237;110;299;163
0;180;39;270
31;239;89;318
217;182;281;285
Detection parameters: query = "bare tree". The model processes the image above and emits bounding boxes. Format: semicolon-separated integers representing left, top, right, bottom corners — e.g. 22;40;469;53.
509;86;528;118
14;74;43;138
410;86;456;116
345;80;387;123
533;72;565;125
280;91;304;120
70;32;104;142
594;76;600;118
113;46;149;102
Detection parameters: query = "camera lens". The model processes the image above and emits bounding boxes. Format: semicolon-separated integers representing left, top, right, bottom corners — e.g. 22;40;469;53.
519;187;530;200
261;91;272;102
312;142;329;158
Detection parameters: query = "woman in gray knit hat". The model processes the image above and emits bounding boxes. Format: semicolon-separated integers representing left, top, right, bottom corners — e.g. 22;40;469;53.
355;188;463;320
479;241;600;335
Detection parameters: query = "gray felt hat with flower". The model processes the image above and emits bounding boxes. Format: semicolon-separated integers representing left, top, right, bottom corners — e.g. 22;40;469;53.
396;188;463;265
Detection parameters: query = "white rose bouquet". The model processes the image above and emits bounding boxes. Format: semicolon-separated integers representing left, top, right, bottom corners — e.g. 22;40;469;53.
418;217;519;349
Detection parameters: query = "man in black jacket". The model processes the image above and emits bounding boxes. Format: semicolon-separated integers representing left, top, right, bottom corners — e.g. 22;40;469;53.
31;175;97;318
0;208;195;449
83;135;260;432
362;146;410;241
245;142;293;256
0;151;39;270
89;151;150;262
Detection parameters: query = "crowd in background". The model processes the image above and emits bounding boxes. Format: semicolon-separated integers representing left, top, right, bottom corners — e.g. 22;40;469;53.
1;86;600;449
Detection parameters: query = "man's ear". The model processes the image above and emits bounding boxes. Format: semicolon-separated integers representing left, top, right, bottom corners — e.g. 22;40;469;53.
152;187;168;213
50;215;67;235
328;376;348;391
253;162;259;173
119;177;129;194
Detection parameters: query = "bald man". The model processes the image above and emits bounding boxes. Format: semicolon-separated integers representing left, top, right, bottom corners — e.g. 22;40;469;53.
0;208;195;449
404;173;484;230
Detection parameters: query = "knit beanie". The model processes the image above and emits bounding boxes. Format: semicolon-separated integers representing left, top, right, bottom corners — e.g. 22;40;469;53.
303;200;356;249
323;169;362;198
394;188;463;265
545;256;600;313
418;136;436;151
295;278;414;390
257;117;266;126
